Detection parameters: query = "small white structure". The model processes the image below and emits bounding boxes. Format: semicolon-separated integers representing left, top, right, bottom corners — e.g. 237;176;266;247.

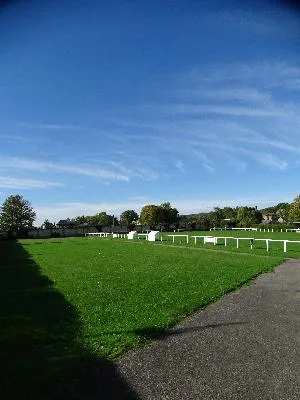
85;232;112;237
127;231;138;240
204;236;217;245
112;233;127;238
147;230;160;242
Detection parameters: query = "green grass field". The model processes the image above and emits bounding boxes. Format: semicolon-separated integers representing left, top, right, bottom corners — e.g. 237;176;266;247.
0;237;285;398
159;230;300;257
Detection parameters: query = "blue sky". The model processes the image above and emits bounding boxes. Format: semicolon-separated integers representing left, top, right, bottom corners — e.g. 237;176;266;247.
1;0;300;225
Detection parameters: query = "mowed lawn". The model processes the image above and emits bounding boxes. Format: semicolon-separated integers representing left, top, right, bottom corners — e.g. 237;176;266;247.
0;237;283;399
160;230;300;257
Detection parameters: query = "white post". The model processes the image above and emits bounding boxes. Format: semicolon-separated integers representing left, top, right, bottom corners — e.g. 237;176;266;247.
266;239;269;252
173;236;175;243
225;237;227;247
284;241;287;253
272;228;274;232
237;238;239;248
281;229;283;232
161;236;163;242
194;237;197;244
187;235;189;244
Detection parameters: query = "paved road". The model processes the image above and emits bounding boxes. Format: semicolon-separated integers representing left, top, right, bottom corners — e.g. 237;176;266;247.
117;260;300;399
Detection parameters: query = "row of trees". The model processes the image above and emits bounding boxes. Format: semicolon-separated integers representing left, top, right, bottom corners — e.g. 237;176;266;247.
42;203;178;230
186;198;300;228
186;206;263;229
1;195;300;234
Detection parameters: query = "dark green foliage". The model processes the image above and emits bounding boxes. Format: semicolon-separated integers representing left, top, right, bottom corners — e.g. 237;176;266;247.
140;202;178;228
236;207;262;227
41;219;56;229
120;210;139;226
289;195;300;222
0;194;36;233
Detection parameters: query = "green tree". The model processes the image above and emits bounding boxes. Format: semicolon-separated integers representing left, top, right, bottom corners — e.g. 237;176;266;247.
120;210;139;226
140;203;179;228
71;215;87;226
91;212;116;226
0;195;36;233
191;213;211;229
275;203;290;223
140;205;160;227
158;202;179;225
41;219;55;229
236;207;262;227
289;195;300;222
57;218;73;228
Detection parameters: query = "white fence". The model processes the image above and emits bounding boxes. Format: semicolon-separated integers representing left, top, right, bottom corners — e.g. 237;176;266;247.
192;235;300;253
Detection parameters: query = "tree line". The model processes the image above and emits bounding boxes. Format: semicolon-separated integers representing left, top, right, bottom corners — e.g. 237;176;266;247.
1;194;300;234
43;203;179;230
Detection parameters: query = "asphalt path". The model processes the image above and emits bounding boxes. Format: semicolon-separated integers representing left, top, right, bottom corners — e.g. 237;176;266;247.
117;259;300;400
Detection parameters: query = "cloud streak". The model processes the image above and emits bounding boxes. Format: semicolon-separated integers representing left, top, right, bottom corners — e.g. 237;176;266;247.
0;157;130;182
0;177;64;189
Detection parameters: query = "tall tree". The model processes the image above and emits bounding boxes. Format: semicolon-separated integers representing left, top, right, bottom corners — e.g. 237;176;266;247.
41;219;55;229
275;203;290;223
236;207;262;227
120;210;139;226
140;205;160;227
158;202;179;225
0;195;36;233
90;212;116;227
140;203;178;228
289;195;300;222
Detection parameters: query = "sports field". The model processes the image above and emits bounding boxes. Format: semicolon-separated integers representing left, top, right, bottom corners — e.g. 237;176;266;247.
0;237;284;398
159;230;300;257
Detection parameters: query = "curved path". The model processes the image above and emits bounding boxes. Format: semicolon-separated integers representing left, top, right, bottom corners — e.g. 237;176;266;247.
117;259;300;399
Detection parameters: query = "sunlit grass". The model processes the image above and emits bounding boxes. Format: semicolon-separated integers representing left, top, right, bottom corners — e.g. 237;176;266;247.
20;237;283;358
159;230;300;258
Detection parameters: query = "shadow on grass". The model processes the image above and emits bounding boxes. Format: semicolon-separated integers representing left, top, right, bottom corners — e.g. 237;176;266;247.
0;240;137;400
104;321;246;342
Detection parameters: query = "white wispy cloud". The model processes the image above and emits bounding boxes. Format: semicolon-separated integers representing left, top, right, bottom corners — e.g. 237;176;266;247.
180;88;272;104
7;61;300;185
186;62;300;90
0;177;64;189
173;159;185;173
112;60;300;174
0;134;36;142
0;156;130;182
165;103;287;118
17;122;83;131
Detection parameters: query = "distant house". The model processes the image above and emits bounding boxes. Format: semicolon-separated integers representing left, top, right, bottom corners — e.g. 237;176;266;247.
261;213;280;224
